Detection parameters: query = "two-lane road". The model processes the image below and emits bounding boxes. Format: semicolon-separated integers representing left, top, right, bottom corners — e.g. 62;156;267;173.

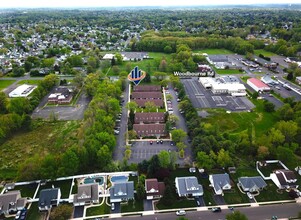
119;203;300;220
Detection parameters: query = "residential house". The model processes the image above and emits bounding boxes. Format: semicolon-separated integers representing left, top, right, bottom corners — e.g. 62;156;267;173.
133;124;166;137
135;112;165;124
296;76;301;85
38;188;61;211
209;174;231;195
131;92;162;100
145;179;165;200
73;183;99;206
133;85;161;92
271;169;298;189
238;176;267;192
175;177;203;197
0;191;27;216
110;181;134;203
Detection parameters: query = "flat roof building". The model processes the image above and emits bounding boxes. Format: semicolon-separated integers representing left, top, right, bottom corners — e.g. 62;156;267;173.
8;84;37;98
247;78;270;92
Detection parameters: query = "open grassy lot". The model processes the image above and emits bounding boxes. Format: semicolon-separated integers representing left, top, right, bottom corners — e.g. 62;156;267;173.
121;199;144;213
0;120;80;181
254;49;277;57
194;49;234;55
107;52;172;76
204;99;278;137
0;80;16;90
213;68;242;75
17;80;42;85
156;198;196;210
86;203;110;216
223;186;249;204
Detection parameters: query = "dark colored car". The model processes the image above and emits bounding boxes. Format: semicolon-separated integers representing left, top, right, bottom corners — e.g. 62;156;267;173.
150;140;153;145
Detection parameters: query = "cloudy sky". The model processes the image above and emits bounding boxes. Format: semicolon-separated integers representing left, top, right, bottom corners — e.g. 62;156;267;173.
0;0;299;8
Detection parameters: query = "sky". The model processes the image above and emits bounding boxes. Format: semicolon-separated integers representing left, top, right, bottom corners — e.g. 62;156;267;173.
0;0;300;8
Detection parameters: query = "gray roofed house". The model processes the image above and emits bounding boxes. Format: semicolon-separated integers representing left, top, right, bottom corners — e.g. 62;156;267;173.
175;177;203;197
73;183;99;206
238;176;267;192
209;173;231;195
0;190;27;215
38;188;61;211
110;181;134;203
121;52;149;61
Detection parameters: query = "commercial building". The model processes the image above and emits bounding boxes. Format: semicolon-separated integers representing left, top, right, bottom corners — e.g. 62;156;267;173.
247;78;270;92
8;84;37;98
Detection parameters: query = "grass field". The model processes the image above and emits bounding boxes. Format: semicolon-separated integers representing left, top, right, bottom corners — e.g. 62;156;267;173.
214;68;243;75
107;52;172;76
194;49;234;55
256;181;292;202
204;100;278;137
0;120;79;180
17;79;42;85
86;203;110;216
0;80;16;90
26;202;45;220
254;49;277;57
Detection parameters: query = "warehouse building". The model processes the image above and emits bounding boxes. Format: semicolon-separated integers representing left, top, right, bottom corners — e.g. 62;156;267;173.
247;78;270;92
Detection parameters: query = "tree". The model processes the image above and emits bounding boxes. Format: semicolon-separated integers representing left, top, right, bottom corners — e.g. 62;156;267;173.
115;53;123;65
276;120;298;143
145;101;157;112
126;101;138;112
97;145;112;169
158;150;171;168
269;128;285;147
160;185;175;206
49;204;73;220
226;211;248;220
287;72;294;80
12;67;25;77
171;129;187;144
277;146;296;167
257;146;270;160
59;148;79;176
217;149;233;168
168;114;179;126
136;181;146;201
144;71;151;83
196;151;215;170
159;59;168;72
0;92;8;114
124;148;132;160
263;101;275;112
8;98;32;115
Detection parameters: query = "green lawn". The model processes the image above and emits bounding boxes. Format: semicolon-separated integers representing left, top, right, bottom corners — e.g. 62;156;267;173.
12;184;38;198
86;203;110;216
0;120;80;181
258;162;285;178
223;186;249;204
203;100;278;137
254;49;277;57
121;199;144;213
214;68;243;75
26;202;45;220
156;198;196;210
17;80;41;85
0;80;16;90
256;181;292;202
194;49;234;55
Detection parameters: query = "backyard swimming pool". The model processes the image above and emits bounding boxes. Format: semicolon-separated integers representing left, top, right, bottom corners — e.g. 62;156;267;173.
83;176;104;185
110;175;128;183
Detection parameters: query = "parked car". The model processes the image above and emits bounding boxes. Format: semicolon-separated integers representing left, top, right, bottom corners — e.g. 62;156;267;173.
111;203;115;211
15;211;21;220
177;98;181;102
247;192;253;199
176;210;186;216
150;140;153;145
156;140;160;144
160;140;163;144
114;130;120;135
211;207;221;212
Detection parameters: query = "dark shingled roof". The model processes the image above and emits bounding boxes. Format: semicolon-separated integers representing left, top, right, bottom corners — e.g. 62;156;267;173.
133;85;161;92
135;112;165;124
131;92;162;99
134;99;164;107
38;188;60;209
133;124;166;136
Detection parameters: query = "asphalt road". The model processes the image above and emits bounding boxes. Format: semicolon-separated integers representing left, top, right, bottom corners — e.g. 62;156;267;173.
119;203;301;220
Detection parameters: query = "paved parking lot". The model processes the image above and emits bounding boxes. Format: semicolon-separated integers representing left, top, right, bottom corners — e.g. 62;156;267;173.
182;78;255;111
32;92;90;120
128;141;177;164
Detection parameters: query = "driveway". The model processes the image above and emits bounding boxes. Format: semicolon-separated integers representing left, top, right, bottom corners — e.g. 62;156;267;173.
73;206;84;218
195;196;205;207
143;199;154;211
111;202;121;214
213;194;226;205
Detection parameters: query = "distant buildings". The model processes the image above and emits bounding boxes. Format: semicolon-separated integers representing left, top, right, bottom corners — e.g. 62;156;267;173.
48;87;73;105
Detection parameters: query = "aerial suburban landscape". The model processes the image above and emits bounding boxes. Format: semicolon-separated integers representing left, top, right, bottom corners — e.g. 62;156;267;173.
0;2;301;220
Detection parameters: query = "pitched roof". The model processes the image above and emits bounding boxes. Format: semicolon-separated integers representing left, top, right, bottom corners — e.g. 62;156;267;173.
0;190;24;213
74;183;99;204
38;188;60;208
133;124;166;136
175;176;203;196
110;181;134;201
135;112;165;124
238;176;267;190
210;174;231;192
131;92;162;99
133;85;161;92
248;78;269;88
134;99;164;107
